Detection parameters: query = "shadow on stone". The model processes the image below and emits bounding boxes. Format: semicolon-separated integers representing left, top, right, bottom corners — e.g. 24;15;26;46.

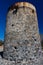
0;52;3;58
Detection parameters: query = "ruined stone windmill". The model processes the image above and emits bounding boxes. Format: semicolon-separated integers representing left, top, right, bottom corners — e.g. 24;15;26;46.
3;2;42;65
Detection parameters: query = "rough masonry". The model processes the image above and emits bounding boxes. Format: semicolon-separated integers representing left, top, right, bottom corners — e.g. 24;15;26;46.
3;2;42;65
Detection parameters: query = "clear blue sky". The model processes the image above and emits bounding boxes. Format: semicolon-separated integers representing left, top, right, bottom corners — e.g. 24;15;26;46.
0;0;43;41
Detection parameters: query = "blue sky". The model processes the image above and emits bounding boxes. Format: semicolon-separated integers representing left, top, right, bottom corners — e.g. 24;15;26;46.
0;0;43;41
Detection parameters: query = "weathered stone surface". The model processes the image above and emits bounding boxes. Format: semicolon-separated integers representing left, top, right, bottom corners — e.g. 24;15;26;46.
0;58;15;65
3;2;42;65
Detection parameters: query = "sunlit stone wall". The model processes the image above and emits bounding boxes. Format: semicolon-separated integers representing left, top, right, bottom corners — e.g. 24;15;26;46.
3;2;42;65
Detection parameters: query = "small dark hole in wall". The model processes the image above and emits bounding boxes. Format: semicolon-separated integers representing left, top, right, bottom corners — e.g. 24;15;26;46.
32;36;37;41
23;6;25;8
10;58;12;61
32;9;34;13
34;39;36;41
12;24;14;27
30;58;32;60
14;46;17;49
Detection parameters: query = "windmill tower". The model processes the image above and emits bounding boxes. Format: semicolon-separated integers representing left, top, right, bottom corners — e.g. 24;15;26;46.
3;2;42;65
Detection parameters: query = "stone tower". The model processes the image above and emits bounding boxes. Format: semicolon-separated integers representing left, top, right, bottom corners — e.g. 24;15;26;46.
3;2;42;65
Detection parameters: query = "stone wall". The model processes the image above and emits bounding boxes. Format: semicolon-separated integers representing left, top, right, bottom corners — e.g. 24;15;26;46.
3;2;42;65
